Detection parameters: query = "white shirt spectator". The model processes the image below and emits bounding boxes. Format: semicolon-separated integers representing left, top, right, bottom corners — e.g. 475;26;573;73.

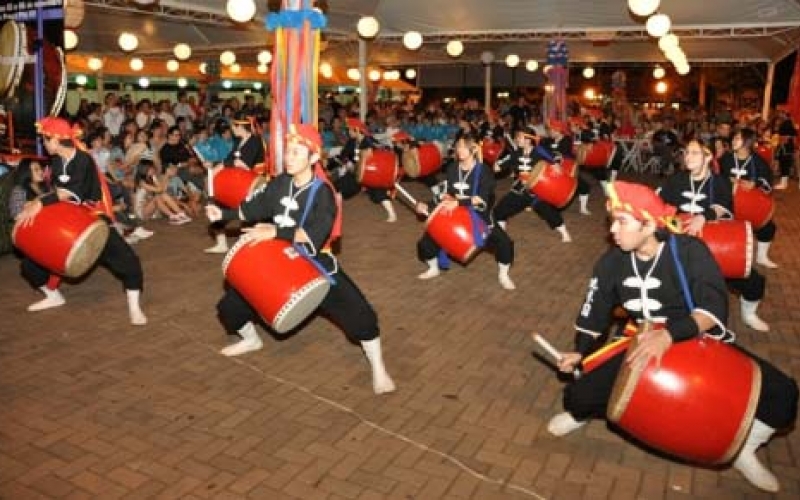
103;106;126;137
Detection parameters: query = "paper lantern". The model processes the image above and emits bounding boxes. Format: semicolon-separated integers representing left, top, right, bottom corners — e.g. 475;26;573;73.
446;40;464;57
64;30;79;50
138;77;150;88
653;66;665;79
525;60;538;72
222;80;232;89
480;51;495;65
628;0;660;17
505;54;520;68
230;63;241;74
405;68;417;79
655;81;667;94
646;14;671;38
220;50;236;66
403;31;423;50
258;50;272;65
347;68;361;81
357;16;380;39
174;43;192;61
75;74;88;86
226;0;256;23
87;57;103;71
118;32;138;52
582;66;595;79
257;64;269;74
129;58;144;71
658;33;679;52
177;77;188;88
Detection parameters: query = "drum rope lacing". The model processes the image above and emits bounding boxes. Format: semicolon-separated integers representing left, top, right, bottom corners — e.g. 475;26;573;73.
173;322;548;500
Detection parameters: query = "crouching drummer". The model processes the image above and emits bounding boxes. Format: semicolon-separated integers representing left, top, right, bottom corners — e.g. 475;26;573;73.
206;124;395;395
15;117;147;325
546;181;797;493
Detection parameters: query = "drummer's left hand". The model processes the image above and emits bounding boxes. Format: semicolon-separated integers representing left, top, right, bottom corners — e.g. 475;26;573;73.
737;179;756;190
625;328;672;373
16;199;43;227
441;198;458;213
242;223;277;244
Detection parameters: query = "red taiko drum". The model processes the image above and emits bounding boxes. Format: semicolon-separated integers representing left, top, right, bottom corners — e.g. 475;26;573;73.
425;204;487;263
576;141;616;168
481;139;504;166
357;149;398;189
525;159;578;208
608;335;761;465
222;238;331;334
403;142;443;178
212;167;267;209
733;183;775;230
680;216;753;279
754;144;774;165
12;202;109;278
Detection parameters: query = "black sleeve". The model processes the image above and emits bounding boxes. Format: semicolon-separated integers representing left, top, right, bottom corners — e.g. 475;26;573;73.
752;155;774;188
574;250;620;355
239;136;265;169
710;175;733;214
239;181;277;222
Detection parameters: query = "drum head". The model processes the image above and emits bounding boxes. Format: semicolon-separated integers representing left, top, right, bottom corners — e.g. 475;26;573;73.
0;21;25;98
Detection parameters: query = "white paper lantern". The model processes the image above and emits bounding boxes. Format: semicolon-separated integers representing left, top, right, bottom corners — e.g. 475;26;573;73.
257;64;269;74
129;58;144;71
628;0;660;17
347;68;361;81
319;62;333;78
220;50;236;66
75;74;88;86
257;50;272;65
403;31;423;50
64;30;79;50
505;54;520;68
653;66;666;79
230;63;241;74
655;81;667;94
368;69;382;81
253;82;263;90
138;77;150;88
199;62;207;74
480;51;495;65
583;66;595;79
677;64;691;76
166;59;179;72
222;80;232;89
177;77;188;88
405;68;417;79
118;32;138;52
446;40;464;57
226;0;256;23
658;33;679;52
357;16;380;39
87;57;103;71
646;14;671;38
525;60;538;72
174;43;192;61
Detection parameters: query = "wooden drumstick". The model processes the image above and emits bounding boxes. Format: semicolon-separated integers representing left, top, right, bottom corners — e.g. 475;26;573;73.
394;182;429;216
207;165;215;199
531;333;581;378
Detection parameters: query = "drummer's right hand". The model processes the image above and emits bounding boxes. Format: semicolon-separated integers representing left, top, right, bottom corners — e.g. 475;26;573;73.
205;204;223;222
415;201;429;215
685;214;705;236
16;200;43;227
556;352;582;373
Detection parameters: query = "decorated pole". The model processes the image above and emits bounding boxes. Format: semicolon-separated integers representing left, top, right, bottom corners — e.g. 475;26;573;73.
265;0;326;175
544;40;569;123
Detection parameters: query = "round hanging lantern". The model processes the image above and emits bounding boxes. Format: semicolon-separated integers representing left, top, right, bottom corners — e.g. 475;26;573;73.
258;50;272;65
403;31;423;50
226;0;256;23
118;32;139;52
646;14;671;38
166;59;179;72
64;30;79;50
446;40;464;57
582;66;595;79
357;16;380;39
220;50;236;66
526;60;538;72
129;58;144;71
87;57;103;71
628;0;660;17
174;43;192;61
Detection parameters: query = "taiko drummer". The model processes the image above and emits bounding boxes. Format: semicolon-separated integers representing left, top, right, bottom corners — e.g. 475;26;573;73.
14;117;147;325
206;124;395;395
546;180;796;493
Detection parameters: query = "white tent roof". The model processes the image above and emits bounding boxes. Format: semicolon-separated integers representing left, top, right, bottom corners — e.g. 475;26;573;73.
77;0;800;66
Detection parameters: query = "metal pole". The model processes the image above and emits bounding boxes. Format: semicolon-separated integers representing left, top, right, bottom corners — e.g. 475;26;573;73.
359;39;367;122
762;61;775;122
484;63;492;116
35;4;45;155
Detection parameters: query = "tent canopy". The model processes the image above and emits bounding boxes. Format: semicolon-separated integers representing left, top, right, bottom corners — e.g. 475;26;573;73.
74;0;800;69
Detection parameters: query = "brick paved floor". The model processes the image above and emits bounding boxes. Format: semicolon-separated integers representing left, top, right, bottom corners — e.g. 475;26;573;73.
1;174;798;499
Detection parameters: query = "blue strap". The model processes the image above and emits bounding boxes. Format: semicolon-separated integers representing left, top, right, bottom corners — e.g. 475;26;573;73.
535;145;556;164
293;178;335;285
470;163;487;248
668;235;695;311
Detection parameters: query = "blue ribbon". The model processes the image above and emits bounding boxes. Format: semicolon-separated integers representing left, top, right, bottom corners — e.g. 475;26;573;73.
295;178;336;285
265;9;327;31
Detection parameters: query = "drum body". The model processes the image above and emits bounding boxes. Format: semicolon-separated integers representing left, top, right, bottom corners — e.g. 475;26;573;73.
733;183;775;230
212;167;266;209
576;141;616;168
425;205;487;263
3;20;67;146
481;140;504;166
12;202;109;278
403;142;443;178
357;149;398;189
680;217;753;279
222;238;331;334
608;336;761;465
526;159;578;208
754;144;774;165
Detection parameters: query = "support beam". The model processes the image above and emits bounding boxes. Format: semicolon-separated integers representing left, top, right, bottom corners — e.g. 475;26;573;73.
359;39;367;122
762;61;776;121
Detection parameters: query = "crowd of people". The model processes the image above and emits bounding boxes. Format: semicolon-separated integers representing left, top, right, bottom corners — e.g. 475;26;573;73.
1;87;798;493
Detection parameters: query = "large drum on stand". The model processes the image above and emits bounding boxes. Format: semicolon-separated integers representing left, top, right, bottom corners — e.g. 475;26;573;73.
524;159;578;208
356;149;398;189
12;202;109;278
608;332;761;465
733;182;775;230
425;204;488;263
1;20;68;148
222;238;331;334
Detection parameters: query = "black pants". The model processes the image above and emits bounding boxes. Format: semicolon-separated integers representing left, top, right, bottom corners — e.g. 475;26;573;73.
728;269;766;302
754;220;776;243
217;265;379;342
21;225;143;290
493;189;563;230
365;187;390;204
563;343;798;430
417;222;514;265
